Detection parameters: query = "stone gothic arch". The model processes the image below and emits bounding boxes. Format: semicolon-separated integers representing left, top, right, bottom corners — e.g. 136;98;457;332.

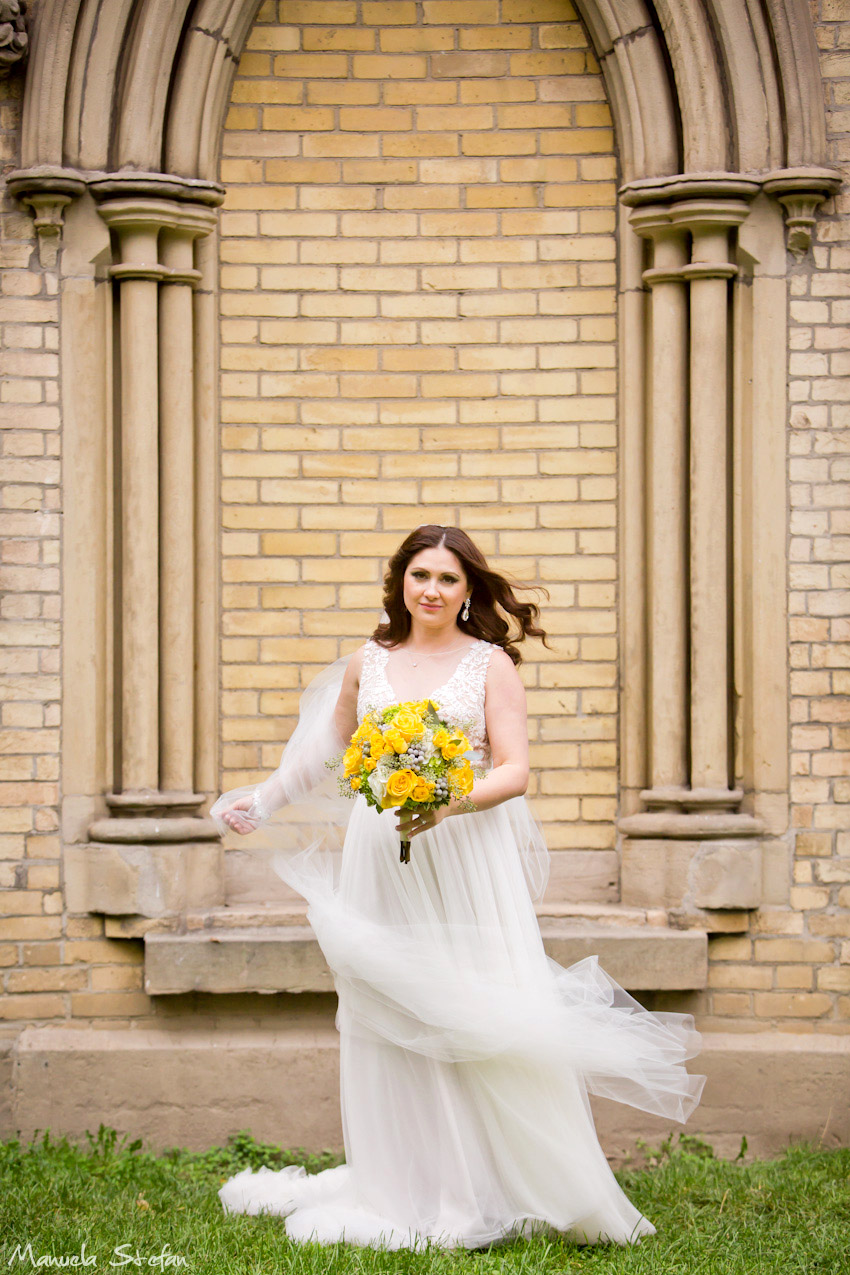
8;0;841;926
12;0;837;186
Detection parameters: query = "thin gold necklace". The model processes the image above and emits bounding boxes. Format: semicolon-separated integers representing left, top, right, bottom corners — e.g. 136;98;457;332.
404;640;469;668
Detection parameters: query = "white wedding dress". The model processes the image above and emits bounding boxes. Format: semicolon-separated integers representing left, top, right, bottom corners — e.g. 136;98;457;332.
217;639;704;1249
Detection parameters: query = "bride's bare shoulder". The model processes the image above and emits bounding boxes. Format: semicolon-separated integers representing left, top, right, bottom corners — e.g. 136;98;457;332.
486;644;516;670
485;644;523;684
340;642;369;690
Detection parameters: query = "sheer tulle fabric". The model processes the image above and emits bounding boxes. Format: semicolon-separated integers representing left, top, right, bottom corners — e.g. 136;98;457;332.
213;649;705;1250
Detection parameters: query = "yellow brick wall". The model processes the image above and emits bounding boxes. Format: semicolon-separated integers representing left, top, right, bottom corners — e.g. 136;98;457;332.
2;0;844;1034
218;0;620;868
0;74;67;1024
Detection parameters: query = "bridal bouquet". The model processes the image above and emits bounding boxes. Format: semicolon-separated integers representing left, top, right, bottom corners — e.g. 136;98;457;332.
339;700;475;863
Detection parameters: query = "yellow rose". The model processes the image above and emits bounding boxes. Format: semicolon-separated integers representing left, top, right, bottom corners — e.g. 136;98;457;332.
442;733;470;760
432;727;450;751
349;776;361;791
382;768;417;806
364;757;377;772
343;746;362;775
452;762;474;797
352;722;370;745
369;732;388;759
411;779;434;803
393;707;424;741
384;727;408;754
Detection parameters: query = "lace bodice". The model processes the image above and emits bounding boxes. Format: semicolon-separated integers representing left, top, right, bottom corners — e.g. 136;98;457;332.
357;639;493;762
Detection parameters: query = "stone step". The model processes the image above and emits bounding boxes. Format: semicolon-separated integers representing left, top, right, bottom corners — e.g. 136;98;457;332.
117;899;670;936
143;908;708;996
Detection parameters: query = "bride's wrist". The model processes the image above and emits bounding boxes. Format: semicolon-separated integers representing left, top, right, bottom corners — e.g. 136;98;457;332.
248;788;270;823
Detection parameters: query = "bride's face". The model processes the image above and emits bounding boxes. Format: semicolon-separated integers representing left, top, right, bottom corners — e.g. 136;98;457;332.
403;547;468;629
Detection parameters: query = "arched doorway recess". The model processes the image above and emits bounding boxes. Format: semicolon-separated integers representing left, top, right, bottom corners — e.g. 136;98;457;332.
8;0;841;928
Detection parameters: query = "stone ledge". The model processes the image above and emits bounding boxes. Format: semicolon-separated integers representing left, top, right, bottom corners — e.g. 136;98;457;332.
143;915;708;996
107;900;672;938
540;923;707;990
146;926;334;995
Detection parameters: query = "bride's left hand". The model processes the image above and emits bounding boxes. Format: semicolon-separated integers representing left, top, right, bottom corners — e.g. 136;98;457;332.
396;802;460;840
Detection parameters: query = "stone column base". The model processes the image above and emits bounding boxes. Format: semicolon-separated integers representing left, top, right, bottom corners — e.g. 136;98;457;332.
64;840;224;918
620;800;765;929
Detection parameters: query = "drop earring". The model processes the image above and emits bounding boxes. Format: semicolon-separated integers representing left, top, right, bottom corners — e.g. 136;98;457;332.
461;596;471;622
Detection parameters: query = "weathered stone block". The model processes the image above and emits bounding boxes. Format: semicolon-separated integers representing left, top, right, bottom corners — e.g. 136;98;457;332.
693;842;762;910
620;838;692;909
64;842;224;918
622;837;763;914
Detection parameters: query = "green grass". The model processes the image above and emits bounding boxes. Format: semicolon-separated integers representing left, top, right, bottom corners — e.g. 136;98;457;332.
0;1125;847;1274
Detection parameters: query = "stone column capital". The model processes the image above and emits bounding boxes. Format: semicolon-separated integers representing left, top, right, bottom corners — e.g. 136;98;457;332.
6;167;87;266
621;172;761;207
668;198;751;235
630;208;690;285
97;198;216;283
158;216;215;287
762;168;843;260
628;204;686;240
96;196;217;238
5;165;87;203
89;170;224;209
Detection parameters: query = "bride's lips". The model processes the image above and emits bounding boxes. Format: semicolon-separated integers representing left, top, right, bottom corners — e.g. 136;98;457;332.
420;602;440;611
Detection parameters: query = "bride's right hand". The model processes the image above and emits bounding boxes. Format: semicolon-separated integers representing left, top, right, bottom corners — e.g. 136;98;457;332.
220;796;259;835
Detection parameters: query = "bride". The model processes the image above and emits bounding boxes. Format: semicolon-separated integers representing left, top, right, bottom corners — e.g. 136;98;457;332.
213;524;704;1250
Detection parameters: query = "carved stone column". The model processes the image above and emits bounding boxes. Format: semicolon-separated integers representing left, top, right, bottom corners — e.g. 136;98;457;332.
158;213;215;795
628;211;689;799
99;201;164;796
622;181;763;927
676;201;748;805
80;189;223;920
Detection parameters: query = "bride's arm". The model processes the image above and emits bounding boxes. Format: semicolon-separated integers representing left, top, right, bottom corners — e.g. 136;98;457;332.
334;645;363;743
397;646;529;839
464;646;530;810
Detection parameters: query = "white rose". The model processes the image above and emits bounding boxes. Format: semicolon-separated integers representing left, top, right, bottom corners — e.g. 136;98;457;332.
368;757;393;805
367;771;385;804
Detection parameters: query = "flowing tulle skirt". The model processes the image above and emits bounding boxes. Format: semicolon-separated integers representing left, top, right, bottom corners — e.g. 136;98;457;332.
219;796;704;1248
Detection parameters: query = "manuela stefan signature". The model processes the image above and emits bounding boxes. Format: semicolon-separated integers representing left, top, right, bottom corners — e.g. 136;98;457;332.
7;1243;187;1268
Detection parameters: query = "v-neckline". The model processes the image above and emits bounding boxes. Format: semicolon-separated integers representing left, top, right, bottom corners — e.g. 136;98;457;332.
378;640;484;706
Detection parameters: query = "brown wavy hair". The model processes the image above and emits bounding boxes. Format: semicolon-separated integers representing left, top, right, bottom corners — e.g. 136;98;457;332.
372;525;549;666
